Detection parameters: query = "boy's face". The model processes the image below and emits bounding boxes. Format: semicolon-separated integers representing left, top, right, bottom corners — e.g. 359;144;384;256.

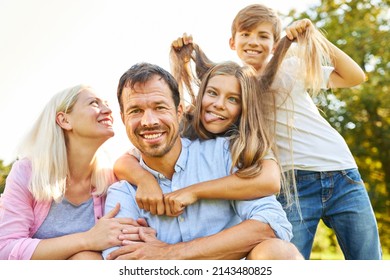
229;22;276;74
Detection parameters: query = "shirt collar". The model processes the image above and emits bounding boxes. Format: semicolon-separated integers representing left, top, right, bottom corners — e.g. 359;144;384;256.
139;138;190;179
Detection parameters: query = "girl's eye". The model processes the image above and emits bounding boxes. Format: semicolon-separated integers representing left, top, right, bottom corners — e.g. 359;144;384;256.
207;90;218;97
90;100;99;106
228;96;240;103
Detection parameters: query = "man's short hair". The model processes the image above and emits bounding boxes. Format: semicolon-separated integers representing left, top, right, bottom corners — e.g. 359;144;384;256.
117;62;181;113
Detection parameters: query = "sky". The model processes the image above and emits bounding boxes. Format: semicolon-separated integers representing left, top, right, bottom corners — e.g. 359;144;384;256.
0;0;319;165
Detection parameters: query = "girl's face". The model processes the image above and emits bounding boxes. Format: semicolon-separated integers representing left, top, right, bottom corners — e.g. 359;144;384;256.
200;74;242;134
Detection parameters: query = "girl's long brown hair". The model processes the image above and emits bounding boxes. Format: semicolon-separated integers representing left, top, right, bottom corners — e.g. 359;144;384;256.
170;37;293;179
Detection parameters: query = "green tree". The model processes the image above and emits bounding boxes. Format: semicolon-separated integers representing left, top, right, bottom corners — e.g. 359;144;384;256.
0;160;12;194
286;0;390;255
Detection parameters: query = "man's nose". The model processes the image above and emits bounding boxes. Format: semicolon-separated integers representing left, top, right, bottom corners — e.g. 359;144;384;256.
141;109;159;126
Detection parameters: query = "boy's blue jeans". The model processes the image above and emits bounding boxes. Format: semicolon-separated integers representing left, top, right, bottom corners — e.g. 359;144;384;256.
278;168;382;260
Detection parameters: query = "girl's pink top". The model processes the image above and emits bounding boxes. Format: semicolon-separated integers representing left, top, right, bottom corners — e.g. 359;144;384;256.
0;159;105;260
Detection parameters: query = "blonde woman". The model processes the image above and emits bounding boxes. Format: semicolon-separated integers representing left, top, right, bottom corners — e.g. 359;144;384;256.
0;84;143;260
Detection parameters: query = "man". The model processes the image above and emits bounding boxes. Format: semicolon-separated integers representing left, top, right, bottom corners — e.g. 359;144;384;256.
102;62;302;260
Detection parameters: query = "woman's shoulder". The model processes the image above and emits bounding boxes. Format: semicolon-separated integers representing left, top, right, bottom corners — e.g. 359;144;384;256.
8;158;32;177
2;158;32;198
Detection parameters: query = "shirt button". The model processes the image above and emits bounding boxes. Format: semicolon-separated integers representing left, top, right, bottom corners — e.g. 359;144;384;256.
179;216;184;222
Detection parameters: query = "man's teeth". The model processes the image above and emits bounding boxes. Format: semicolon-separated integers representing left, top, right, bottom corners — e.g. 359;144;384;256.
210;112;226;120
143;133;162;139
246;50;260;54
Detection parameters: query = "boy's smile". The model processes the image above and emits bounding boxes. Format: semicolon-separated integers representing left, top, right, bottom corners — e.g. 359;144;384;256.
230;21;276;74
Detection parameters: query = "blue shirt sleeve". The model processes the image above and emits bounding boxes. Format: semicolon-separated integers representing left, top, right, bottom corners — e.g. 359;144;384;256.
215;137;293;241
101;180;139;259
232;195;293;241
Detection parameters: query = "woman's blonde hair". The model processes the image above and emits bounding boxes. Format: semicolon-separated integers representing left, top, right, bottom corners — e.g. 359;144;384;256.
18;84;115;202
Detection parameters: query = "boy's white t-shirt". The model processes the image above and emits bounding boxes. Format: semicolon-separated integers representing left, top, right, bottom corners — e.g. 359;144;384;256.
274;57;357;172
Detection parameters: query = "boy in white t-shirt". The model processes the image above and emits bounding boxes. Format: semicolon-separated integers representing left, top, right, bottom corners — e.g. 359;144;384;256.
228;4;381;260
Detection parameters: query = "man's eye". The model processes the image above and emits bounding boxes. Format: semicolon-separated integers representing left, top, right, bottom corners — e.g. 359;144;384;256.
128;109;141;114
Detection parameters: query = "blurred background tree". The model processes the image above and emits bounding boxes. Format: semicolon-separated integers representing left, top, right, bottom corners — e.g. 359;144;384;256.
0;160;11;194
285;0;390;257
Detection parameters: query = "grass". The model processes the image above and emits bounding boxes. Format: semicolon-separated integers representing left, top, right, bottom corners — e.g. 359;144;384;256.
310;221;389;260
310;252;390;260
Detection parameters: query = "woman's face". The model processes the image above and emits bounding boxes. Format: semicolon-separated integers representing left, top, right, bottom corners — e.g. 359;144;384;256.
66;88;114;142
200;74;242;134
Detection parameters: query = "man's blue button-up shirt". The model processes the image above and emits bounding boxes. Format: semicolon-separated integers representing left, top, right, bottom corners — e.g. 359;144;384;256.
102;137;292;259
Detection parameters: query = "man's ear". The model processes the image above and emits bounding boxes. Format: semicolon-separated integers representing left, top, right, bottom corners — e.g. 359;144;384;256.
56;112;72;130
229;37;236;50
177;103;184;122
120;111;125;125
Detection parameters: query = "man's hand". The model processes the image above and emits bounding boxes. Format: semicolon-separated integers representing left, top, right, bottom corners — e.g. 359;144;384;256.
107;227;174;260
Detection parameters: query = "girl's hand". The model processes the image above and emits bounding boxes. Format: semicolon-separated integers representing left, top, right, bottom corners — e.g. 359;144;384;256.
285;19;315;41
136;180;165;215
163;187;198;216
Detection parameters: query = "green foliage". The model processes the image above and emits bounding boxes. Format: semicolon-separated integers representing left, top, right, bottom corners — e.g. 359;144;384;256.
0;160;12;194
311;221;343;259
287;0;390;255
0;0;388;259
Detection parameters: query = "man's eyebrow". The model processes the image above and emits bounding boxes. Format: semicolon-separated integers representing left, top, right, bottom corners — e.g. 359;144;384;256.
125;100;170;110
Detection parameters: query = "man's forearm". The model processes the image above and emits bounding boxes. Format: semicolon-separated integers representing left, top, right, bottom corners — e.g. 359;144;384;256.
167;219;276;260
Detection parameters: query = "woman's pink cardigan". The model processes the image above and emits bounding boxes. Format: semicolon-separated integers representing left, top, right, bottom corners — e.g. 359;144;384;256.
0;159;105;260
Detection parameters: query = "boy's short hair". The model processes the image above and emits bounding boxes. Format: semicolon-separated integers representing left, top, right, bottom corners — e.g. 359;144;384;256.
231;4;282;43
